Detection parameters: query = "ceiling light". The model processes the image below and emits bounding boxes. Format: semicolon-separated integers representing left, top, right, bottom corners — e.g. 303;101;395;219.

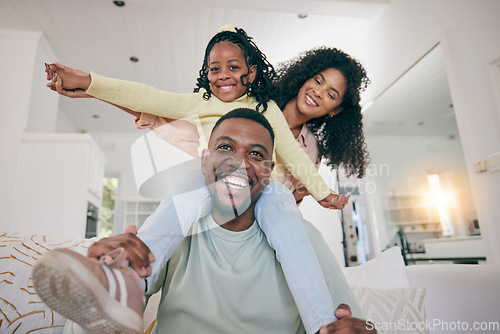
129;56;139;63
113;1;125;7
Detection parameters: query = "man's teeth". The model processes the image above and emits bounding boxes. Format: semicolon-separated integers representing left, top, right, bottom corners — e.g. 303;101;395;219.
222;176;248;187
306;94;318;106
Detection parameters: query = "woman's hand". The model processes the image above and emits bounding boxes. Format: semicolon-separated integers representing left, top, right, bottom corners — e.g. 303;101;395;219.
45;62;92;98
292;186;310;204
318;192;350;210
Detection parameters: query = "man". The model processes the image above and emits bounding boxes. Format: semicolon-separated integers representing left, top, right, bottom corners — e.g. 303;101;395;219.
34;108;373;334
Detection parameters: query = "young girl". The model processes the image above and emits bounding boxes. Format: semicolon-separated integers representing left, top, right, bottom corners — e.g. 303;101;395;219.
44;26;348;334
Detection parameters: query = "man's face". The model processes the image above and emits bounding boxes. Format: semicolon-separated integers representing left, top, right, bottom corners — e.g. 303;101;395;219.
201;117;274;220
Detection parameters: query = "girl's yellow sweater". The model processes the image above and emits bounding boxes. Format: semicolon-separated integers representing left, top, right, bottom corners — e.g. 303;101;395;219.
87;73;331;200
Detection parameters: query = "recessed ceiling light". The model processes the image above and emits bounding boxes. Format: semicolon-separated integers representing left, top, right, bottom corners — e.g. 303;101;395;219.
113;1;125;7
129;56;139;63
298;14;308;19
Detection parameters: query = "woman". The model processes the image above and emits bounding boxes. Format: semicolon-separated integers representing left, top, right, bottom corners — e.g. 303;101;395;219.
274;47;370;203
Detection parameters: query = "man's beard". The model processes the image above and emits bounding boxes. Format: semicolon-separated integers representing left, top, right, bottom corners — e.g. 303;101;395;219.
210;178;252;225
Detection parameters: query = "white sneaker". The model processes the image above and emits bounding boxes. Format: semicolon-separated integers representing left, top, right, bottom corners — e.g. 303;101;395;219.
33;248;144;334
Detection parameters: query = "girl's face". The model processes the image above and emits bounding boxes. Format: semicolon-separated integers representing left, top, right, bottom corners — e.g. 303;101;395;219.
296;68;347;121
206;41;256;102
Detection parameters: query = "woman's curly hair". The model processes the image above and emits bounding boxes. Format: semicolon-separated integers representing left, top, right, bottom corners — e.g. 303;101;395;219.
274;47;370;178
194;27;276;113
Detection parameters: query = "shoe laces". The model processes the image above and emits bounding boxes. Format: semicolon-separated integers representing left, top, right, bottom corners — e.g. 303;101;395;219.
98;247;130;270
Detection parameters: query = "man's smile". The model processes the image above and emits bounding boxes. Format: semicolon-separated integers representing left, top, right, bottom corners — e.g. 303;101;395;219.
216;169;252;191
222;175;249;188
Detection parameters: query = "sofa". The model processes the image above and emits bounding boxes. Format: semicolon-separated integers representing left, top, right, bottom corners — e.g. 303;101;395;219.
405;264;500;333
1;232;499;334
340;247;500;334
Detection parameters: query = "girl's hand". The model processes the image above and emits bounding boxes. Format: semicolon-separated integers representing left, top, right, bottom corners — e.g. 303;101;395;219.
318;192;350;210
292;186;310;204
45;62;92;98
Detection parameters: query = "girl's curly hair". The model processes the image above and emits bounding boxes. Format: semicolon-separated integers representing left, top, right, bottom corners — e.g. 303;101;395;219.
274;47;370;178
194;27;276;113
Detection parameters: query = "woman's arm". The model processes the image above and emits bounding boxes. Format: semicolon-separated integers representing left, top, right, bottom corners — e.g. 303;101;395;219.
267;102;349;209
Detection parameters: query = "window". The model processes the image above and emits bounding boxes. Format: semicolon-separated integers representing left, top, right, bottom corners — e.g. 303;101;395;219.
99;177;119;238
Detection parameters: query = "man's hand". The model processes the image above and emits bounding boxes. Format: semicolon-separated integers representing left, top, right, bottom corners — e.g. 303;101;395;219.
318;304;376;333
318;192;350;210
45;62;92;98
87;225;155;277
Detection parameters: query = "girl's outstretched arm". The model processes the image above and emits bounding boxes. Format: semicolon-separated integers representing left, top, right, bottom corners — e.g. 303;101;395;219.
45;63;199;158
46;62;141;119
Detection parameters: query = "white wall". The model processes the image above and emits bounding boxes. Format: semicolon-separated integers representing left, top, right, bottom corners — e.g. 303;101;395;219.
300;164;345;266
91;132;145;234
56;109;79;133
27;36;59;133
91;133;143;201
359;0;500;263
0;30;58;224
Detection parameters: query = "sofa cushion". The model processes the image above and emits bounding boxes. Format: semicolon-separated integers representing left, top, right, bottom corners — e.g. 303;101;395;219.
351;285;428;334
0;232;93;333
342;246;410;289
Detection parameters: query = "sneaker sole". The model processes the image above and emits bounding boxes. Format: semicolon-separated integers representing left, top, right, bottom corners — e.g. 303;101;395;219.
33;249;142;334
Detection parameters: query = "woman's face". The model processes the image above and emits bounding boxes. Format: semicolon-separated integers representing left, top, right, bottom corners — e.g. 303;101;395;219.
296;68;347;120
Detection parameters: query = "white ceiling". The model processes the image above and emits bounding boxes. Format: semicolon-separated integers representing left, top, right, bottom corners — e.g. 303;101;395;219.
0;0;387;132
362;44;459;137
1;0;458;138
